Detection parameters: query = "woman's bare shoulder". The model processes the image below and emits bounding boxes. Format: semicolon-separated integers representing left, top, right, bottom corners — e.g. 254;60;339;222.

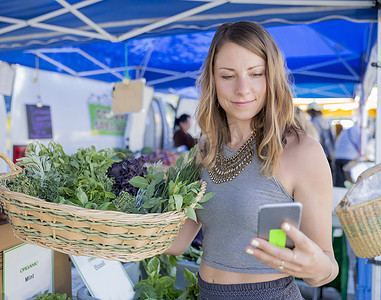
281;131;329;178
284;131;324;160
278;130;332;204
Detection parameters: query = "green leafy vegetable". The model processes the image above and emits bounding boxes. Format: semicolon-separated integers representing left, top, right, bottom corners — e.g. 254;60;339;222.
124;146;215;220
177;245;203;265
178;268;199;300
3;142;215;219
106;156;147;196
134;256;182;300
4;141;117;210
35;292;73;300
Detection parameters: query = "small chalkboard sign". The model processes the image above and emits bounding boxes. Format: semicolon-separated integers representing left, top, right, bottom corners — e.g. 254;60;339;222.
26;104;53;139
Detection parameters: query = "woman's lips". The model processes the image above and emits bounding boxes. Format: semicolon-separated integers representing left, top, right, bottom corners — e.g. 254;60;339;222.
232;100;253;107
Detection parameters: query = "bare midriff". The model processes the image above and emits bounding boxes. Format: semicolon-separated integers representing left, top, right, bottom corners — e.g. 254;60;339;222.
198;262;289;284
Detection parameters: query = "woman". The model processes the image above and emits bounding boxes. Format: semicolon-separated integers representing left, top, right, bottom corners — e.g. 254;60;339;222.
173;114;196;150
166;21;338;299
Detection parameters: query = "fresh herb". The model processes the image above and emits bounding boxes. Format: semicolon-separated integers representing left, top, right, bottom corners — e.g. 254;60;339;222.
178;268;199;300
177;245;203;265
106;156;147;196
138;254;200;300
134;256;182;300
4;142;214;218
113;191;140;214
141;254;178;278
3;172;61;202
35;292;73;300
4;141;117;210
126;146;215;221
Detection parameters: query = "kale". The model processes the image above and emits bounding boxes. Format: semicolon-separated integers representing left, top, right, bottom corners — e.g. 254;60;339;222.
106;156;147;196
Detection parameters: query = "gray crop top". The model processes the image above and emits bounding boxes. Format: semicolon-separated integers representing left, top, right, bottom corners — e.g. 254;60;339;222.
196;142;294;274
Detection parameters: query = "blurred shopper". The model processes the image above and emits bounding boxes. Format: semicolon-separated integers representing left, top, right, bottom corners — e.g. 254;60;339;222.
335;125;361;187
307;102;336;172
173;114;196;150
294;106;319;141
335;123;343;139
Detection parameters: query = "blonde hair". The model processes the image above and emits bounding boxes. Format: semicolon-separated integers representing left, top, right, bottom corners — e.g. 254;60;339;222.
196;21;299;177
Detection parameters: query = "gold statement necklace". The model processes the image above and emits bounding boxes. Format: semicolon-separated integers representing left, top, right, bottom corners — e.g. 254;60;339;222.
208;130;256;184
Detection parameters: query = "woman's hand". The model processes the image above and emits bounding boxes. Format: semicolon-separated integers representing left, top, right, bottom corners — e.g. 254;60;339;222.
245;222;338;286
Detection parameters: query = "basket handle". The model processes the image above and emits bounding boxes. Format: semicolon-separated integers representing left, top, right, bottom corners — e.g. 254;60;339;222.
0;152;22;180
336;163;381;209
356;163;381;184
190;180;207;209
336;193;349;209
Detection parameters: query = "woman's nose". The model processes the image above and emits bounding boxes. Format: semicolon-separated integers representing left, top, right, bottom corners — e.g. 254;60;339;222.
234;77;251;96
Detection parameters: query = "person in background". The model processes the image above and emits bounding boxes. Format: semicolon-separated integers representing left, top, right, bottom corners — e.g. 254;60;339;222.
307;102;336;173
173;114;196;150
165;21;338;299
335;123;343;139
335;124;361;187
294;106;319;141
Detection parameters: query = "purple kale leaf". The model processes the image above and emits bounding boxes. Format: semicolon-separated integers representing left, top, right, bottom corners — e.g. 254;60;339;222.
106;156;147;196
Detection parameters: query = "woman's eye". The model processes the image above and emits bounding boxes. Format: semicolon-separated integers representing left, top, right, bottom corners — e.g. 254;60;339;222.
221;75;234;79
251;73;263;77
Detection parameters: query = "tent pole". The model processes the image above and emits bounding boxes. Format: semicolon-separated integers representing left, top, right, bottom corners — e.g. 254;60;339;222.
371;5;381;300
0;0;100;36
116;0;228;42
227;0;374;7
376;4;381;165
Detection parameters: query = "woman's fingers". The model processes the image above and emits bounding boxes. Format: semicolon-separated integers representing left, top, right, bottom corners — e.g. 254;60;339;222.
246;223;332;280
280;222;309;251
245;239;300;274
245;222;317;275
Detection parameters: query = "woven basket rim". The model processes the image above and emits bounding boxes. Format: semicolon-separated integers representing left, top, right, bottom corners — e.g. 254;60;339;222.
335;196;381;214
0;180;206;224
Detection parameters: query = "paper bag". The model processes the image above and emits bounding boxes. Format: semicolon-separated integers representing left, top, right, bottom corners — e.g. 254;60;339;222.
112;79;145;113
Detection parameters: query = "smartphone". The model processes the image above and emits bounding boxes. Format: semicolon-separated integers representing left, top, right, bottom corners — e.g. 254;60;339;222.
257;202;302;249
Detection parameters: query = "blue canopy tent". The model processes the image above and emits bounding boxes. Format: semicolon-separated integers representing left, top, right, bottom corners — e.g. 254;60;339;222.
0;0;379;153
0;0;378;99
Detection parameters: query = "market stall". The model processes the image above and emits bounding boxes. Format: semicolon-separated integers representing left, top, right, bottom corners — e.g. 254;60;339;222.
0;1;381;299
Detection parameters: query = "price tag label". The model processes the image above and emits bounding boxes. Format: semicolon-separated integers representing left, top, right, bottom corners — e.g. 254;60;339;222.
3;243;53;300
70;255;135;300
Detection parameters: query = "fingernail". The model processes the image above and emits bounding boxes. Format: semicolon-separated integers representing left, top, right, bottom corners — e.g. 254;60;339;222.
282;222;291;232
246;248;254;255
251;239;259;247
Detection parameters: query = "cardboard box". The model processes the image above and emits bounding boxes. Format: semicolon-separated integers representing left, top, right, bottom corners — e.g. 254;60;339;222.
0;221;72;298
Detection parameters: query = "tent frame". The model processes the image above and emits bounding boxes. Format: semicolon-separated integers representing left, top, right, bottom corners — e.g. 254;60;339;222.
0;0;376;45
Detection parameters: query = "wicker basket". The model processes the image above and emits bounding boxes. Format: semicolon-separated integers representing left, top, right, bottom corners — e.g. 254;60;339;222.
335;163;381;258
0;152;206;261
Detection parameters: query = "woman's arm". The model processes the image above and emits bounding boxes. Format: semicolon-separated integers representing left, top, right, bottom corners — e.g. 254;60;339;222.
291;134;339;286
245;133;338;286
164;218;202;256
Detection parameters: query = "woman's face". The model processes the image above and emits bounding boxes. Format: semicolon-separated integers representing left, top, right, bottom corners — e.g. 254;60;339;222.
213;42;267;126
180;117;191;131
